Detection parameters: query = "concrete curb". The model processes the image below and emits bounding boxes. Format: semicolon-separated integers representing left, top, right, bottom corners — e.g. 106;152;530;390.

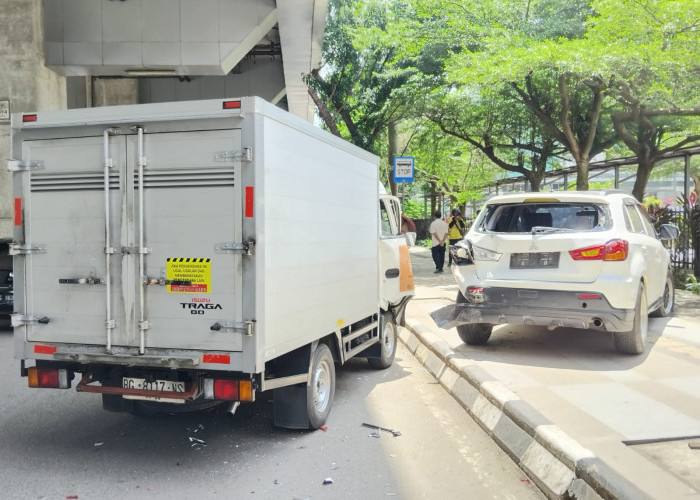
401;316;654;500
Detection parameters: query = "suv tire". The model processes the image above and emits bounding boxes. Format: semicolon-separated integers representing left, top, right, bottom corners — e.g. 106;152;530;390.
650;271;674;318
614;282;648;355
455;291;493;345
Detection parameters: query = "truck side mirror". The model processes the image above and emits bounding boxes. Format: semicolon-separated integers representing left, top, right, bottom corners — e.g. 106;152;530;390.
404;232;416;247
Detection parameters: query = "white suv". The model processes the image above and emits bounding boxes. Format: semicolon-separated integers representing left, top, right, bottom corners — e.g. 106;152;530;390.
431;191;679;354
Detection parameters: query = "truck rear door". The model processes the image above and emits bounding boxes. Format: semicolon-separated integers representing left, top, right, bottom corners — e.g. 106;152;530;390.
20;127;246;353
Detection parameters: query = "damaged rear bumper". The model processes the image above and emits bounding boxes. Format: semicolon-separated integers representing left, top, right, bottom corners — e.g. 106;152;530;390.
430;287;635;332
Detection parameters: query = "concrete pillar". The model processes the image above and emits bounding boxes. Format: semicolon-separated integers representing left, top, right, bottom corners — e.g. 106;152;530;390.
92;78;139;107
0;0;66;241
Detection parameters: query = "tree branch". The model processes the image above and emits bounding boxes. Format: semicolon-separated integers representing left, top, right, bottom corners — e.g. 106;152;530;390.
307;86;341;137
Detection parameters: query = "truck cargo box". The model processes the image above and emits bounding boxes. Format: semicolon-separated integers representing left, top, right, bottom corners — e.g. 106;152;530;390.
10;97;413;428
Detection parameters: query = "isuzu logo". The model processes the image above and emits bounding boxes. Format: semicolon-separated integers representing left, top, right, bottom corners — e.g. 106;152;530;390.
181;298;222;314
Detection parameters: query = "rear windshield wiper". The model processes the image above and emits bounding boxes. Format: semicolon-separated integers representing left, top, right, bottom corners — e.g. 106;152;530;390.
530;226;572;234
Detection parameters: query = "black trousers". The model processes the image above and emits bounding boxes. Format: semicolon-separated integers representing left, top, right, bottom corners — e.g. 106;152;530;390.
431;244;446;271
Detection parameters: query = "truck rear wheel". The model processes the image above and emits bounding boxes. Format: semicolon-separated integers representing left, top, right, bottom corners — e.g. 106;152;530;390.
307;343;335;429
368;312;397;369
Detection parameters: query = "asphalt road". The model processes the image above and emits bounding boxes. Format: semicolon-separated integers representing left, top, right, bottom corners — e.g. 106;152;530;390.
0;326;545;500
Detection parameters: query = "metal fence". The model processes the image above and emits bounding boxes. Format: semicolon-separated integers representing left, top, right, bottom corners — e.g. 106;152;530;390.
667;208;700;276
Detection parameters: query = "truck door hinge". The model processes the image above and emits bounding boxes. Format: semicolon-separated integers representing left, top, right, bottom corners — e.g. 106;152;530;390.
210;321;255;336
7;159;46;172
12;314;50;327
9;243;47;255
215;240;255;256
122;246;151;255
214;148;252;162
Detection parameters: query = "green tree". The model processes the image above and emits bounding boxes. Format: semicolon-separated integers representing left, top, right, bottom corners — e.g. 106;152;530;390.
584;0;700;200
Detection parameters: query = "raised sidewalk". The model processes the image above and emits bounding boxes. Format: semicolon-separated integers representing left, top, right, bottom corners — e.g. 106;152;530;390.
401;246;700;500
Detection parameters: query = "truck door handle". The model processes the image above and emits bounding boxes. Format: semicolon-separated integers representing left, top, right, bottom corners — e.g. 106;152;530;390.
385;268;400;279
59;277;104;285
143;278;192;286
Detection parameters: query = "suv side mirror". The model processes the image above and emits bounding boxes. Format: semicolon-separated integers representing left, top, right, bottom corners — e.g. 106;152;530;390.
658;223;680;241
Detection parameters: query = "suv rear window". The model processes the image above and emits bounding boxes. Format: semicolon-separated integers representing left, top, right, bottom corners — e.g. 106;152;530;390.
476;202;611;233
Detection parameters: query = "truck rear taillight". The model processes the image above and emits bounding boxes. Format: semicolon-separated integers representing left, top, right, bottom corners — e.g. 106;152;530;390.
222;100;241;109
27;367;70;389
569;239;628;261
203;379;253;401
22;114;38;123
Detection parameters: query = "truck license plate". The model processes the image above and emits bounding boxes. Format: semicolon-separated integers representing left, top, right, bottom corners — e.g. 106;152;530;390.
122;377;187;403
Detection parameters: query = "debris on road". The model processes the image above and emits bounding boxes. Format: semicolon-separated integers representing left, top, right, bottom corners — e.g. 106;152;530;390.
362;422;401;437
188;436;207;449
689;439;700;450
323;477;334;485
369;432;381;439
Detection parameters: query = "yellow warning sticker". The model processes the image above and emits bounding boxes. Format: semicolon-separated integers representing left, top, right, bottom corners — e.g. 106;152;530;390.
166;258;211;293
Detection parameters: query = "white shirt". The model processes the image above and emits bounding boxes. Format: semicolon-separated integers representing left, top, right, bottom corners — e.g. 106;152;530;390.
429;218;449;247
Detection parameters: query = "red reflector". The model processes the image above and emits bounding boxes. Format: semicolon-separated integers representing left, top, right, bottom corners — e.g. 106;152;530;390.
14;198;22;226
578;294;601;300
34;344;57;355
23;114;37;123
222;100;241;109
214;380;239;400
468;287;484;293
245;186;254;218
203;353;230;364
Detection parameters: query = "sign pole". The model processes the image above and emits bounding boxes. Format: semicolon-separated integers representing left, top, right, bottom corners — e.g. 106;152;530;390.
393;156;415;217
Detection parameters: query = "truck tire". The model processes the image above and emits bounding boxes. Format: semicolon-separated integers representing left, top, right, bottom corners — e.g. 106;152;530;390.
368;312;397;370
307;343;335;429
614;282;647;355
650;271;674;317
455;290;492;345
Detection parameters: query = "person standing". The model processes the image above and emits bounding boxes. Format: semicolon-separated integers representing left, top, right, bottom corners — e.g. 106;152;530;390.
429;211;449;273
447;208;467;265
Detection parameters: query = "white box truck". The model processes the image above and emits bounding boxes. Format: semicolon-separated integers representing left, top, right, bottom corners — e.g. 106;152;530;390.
8;97;414;429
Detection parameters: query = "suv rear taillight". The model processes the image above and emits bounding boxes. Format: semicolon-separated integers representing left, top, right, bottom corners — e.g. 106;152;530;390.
569;239;628;261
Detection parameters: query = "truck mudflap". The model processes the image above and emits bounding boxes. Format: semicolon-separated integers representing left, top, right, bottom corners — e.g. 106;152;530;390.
75;373;200;401
391;295;412;327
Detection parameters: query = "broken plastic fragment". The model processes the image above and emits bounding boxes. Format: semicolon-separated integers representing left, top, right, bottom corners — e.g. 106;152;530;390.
323;478;334;485
320;425;328;431
362;422;401;437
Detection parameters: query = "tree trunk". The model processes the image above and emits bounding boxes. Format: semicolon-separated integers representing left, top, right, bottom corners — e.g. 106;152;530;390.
387;121;399;196
631;156;654;202
576;159;590;191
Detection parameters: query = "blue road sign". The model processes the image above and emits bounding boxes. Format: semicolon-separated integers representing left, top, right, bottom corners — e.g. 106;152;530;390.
393;156;414;183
